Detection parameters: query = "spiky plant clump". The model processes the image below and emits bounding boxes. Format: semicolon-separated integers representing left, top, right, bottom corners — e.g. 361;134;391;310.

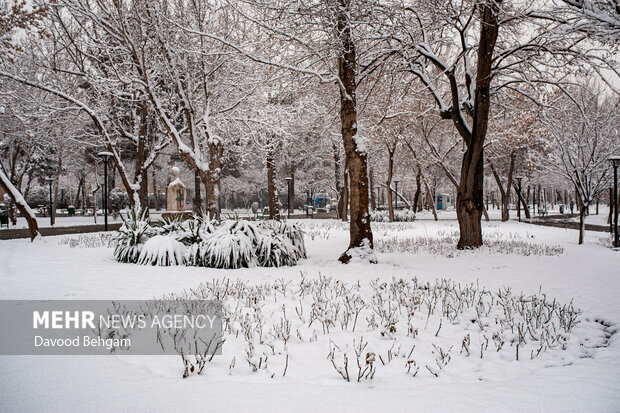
262;220;307;260
255;233;298;267
201;230;257;269
113;208;154;263
177;215;217;245
137;235;187;266
225;219;263;246
158;215;183;236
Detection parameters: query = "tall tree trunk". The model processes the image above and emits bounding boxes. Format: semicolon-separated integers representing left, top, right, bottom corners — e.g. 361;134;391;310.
342;167;349;222
513;182;531;219
413;169;422;213
206;139;223;218
455;1;499;249
369;166;376;211
489;152;515;222
139;167;148;216
337;0;373;263
422;172;438;221
578;198;586;245
52;153;62;226
289;164;296;212
333;142;344;220
386;147;395;222
266;148;280;220
153;169;160;211
194;171;202;213
74;176;84;208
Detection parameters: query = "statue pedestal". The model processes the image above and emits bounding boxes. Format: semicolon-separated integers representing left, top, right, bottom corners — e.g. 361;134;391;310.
161;211;193;221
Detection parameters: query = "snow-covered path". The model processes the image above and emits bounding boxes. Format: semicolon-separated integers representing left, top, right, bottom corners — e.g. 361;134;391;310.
0;219;619;413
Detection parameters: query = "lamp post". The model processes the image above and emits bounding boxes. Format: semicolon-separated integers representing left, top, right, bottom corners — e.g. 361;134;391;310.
285;177;293;219
394;180;399;210
516;177;523;222
45;177;55;226
609;156;620;248
97;151;113;231
610;187;614;236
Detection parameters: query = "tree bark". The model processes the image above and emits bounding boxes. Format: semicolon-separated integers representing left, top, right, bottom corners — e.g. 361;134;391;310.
206;139;223;218
489;152;515;222
386;147;395;222
369;166;376;211
194;171;202;213
578;199;586;245
333;143;345;220
266;148;280;220
139;167;148;216
513;182;531;219
342;166;349;222
413;169;422;213
336;0;373;263
52;152;62;226
153;168;160;211
289;164;296;212
455;1;500;249
74;176;84;208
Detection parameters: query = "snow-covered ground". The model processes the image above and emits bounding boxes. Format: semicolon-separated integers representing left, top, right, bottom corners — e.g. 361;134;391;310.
0;217;619;413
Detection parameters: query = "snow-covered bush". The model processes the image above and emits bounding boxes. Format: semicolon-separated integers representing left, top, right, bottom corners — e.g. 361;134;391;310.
225;219;263;246
370;209;416;222
177;215;217;245
200;230;257;269
113;209;154;263
255;233;298;267
158;215;183;236
114;216;306;268
109;188;127;218
261;220;307;260
137;235;186;266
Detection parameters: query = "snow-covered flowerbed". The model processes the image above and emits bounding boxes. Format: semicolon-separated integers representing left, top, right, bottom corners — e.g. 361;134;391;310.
112;210;306;268
104;274;612;382
375;230;564;256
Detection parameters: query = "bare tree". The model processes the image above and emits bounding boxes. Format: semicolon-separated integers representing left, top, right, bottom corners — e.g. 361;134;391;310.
542;85;620;244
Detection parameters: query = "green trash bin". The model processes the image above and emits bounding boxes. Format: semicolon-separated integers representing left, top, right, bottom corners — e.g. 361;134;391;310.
0;204;8;228
68;205;76;216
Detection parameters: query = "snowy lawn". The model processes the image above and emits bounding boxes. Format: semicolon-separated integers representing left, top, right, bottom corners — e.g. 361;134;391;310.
0;218;619;413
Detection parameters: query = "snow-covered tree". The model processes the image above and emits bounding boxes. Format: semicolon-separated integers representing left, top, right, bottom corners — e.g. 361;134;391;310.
542;84;620;244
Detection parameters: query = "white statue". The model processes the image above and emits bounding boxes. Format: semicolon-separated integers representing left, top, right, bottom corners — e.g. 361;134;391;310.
166;167;186;211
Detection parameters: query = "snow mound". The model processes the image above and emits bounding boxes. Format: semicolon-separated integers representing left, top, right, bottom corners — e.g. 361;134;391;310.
137;235;186;266
200;230;257;269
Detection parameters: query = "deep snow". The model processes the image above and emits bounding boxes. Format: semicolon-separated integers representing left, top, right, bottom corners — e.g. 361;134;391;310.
0;215;619;413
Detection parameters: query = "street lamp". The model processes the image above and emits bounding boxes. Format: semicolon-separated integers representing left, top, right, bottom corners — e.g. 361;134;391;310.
515;177;523;222
45;177;55;226
97;151;113;231
394;180;399;210
285;177;293;219
609;156;620;248
610;187;614;236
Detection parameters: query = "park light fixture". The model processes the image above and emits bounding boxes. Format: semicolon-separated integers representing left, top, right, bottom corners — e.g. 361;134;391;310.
609;156;620;248
97;151;113;231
